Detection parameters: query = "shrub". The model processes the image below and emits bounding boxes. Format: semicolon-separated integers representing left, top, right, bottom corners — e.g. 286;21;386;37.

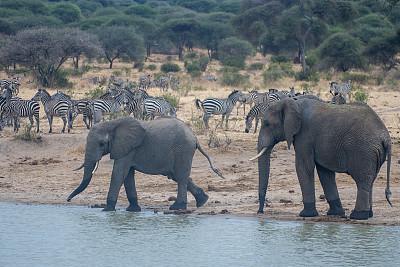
199;54;210;72
342;72;370;85
13;124;42;142
223;57;246;69
161;62;180;73
146;64;157;71
294;70;320;83
54;70;74;88
184;52;197;60
112;70;122;76
160;94;179;108
221;72;249;86
121;66;131;75
262;62;294;83
248;62;265;71
85;86;105;99
270;55;289;63
133;61;144;71
352;86;369;102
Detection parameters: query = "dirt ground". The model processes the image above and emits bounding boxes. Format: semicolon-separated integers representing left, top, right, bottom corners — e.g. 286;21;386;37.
1;58;399;226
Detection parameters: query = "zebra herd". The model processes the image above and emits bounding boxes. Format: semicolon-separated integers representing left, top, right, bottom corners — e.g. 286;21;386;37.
109;74;179;92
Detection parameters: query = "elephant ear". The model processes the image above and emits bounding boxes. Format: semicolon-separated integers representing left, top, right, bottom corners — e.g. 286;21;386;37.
110;117;145;160
283;98;301;149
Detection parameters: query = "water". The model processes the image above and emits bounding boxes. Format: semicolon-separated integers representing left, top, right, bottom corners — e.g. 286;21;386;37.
0;202;399;267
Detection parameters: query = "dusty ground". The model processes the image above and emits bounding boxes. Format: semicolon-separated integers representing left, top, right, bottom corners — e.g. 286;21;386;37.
0;57;399;226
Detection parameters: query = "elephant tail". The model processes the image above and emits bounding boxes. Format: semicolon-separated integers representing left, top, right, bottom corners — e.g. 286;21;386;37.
195;99;202;110
385;140;392;207
196;142;225;179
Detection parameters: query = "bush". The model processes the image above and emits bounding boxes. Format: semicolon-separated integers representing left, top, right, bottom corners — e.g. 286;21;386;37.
262;62;294;83
133;61;144;71
112;70;122;76
161;62;180;73
221;72;249;86
13;124;42;142
54;70;74;88
342;73;370;85
223;57;246;69
294;70;320;83
184;52;197;60
352;86;369;102
248;62;265;71
121;66;131;75
160;94;179;108
146;64;157;71
270;55;289;63
85;86;105;99
199;54;210;72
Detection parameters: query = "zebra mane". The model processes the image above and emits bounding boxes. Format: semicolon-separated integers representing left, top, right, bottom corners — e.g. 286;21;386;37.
228;90;240;98
38;88;51;98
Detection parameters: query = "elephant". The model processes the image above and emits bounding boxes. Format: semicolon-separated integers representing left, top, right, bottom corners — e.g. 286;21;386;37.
251;96;392;220
67;116;224;211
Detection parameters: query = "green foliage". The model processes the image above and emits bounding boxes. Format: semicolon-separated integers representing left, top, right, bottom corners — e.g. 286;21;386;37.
262;62;294;83
300;83;313;94
161;62;181;73
248;63;265;71
270;55;289;63
85;86;105;100
112;70;122;76
160;94;179;108
352;86;369;102
146;64;157;71
121;66;131;75
13;124;41;142
0;0;49;15
223;58;246;69
134;61;144;71
198;54;210;72
184;52;197;60
221;72;249;87
294;70;320;83
51;3;83;24
218;37;254;67
54;70;74;88
124;5;157;18
342;73;370;85
318;32;366;72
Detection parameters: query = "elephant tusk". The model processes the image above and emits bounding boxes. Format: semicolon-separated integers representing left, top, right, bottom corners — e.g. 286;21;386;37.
92;161;99;174
73;163;84;171
249;147;268;161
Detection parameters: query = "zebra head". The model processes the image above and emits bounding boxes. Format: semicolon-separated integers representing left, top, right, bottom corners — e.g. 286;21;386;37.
329;82;338;95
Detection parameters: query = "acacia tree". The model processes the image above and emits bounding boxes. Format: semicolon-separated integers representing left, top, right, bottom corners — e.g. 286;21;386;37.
96;26;144;68
0;27;103;87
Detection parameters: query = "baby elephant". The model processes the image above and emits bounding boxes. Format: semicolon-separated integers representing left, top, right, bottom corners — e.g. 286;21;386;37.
68;116;224;211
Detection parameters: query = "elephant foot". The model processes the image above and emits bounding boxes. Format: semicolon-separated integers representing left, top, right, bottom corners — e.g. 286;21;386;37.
102;200;116;211
126;197;141;212
299;202;319;217
195;192;209;208
369;209;373;218
169;201;187;210
327;199;345;216
350;210;369;220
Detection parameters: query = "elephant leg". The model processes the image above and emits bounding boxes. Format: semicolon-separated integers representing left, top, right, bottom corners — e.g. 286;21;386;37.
369;185;373;218
169;177;188;210
124;167;141;212
295;154;319;217
103;158;131;211
187;178;208;208
316;164;345;216
350;175;375;220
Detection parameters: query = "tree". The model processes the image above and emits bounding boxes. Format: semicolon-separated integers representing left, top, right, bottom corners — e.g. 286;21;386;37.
96;26;144;68
218;37;254;68
0;27;104;87
51;3;83;24
162;19;200;60
318;32;366;72
197;21;234;58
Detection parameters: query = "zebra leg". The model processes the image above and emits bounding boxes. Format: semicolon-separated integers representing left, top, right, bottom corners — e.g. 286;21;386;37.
225;114;230;128
83;114;90;129
28;116;34;132
203;114;210;128
47;115;53;133
13;116;18;132
220;114;226;128
254;118;259;134
35;115;39;133
61;115;67;133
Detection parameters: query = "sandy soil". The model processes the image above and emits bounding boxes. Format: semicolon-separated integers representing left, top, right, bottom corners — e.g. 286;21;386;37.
1;59;399;226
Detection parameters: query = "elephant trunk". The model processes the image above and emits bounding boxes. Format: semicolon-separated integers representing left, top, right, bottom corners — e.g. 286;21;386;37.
257;146;273;214
67;161;97;202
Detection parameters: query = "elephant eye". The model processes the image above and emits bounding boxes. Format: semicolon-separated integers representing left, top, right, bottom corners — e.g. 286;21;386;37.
99;142;105;147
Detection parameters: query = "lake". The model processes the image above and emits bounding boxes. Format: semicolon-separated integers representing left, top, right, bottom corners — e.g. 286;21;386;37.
0;202;399;266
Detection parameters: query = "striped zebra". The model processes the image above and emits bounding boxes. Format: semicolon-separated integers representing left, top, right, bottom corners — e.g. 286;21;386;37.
329;94;346;105
138;75;151;90
73;99;93;129
32;89;71;133
268;92;288;103
245;103;268;133
141;97;176;120
92;91;127;124
330;80;351;102
159;75;172;91
0;78;20;96
124;89;149;119
195;90;243;128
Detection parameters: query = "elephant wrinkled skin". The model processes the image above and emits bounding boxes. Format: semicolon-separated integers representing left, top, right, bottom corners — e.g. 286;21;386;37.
67;116;224;211
253;96;392;220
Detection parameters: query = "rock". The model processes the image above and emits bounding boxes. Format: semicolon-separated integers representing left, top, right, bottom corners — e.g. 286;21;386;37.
168;196;177;202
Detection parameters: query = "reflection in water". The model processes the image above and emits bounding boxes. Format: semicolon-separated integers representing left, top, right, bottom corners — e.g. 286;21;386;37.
0;202;399;267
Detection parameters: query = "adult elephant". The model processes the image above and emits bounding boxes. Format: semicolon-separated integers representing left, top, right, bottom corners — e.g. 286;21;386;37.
67;116;224;211
251;96;392;220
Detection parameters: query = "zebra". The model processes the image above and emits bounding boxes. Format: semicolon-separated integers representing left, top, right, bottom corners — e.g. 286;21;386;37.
330;80;351;102
2;98;40;133
159;75;172;91
92;91;127;124
124;89;149;119
245;103;268;134
268;92;288;104
195;90;243;128
141;97;176;120
73;99;93;129
236;91;256;115
32;89;71;133
138;75;152;90
0;78;20;96
329;93;346;105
